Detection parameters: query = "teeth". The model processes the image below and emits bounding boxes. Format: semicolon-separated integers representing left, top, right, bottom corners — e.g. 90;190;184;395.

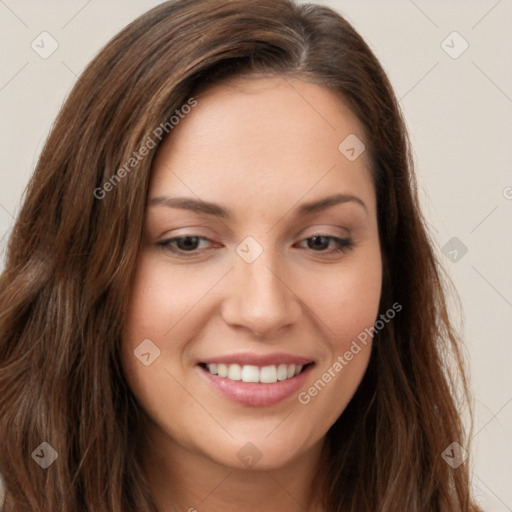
260;365;277;383
227;363;242;380
277;364;288;381
205;363;306;383
217;363;227;377
241;365;260;383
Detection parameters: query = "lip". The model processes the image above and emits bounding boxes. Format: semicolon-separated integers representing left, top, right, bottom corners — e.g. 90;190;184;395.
199;352;313;367
197;362;314;407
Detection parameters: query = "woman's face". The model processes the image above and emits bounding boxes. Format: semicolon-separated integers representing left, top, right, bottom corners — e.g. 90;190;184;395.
121;77;382;471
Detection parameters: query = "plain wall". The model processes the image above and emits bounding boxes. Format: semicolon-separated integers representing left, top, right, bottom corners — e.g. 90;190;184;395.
0;1;511;509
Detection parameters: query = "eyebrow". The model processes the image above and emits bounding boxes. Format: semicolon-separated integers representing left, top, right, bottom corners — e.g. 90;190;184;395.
148;192;367;218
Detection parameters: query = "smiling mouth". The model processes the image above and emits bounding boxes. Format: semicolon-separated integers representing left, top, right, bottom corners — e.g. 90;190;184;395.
198;362;314;384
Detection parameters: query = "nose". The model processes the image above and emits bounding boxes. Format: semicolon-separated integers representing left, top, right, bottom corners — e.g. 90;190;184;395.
221;248;302;338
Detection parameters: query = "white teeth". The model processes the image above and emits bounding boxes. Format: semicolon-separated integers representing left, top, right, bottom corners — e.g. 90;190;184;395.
227;363;242;380
204;363;307;383
260;365;278;384
241;365;260;383
277;364;288;381
217;363;227;377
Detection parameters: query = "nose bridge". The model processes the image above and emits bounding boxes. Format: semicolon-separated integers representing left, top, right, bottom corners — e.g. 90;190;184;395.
222;240;300;336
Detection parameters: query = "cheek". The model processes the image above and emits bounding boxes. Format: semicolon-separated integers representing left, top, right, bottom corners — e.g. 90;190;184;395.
295;242;381;398
293;255;381;429
122;254;221;343
120;252;231;398
302;244;382;344
120;255;208;438
120;255;191;387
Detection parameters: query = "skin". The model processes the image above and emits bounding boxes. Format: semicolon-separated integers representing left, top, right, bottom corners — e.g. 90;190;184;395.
121;76;382;512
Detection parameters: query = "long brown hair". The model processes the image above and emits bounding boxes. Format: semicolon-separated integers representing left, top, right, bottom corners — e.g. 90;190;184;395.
0;0;482;510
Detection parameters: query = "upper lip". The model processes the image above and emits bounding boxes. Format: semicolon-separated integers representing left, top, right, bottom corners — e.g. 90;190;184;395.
199;352;314;367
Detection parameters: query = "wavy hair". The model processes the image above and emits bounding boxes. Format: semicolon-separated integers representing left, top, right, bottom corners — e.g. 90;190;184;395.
0;0;482;510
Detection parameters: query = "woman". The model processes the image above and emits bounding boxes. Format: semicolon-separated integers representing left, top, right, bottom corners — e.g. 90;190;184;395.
0;0;483;510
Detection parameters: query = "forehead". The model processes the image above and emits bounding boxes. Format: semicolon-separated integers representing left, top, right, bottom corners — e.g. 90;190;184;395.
149;76;374;216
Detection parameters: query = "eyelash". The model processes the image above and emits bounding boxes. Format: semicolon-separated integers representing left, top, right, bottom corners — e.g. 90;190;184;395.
156;234;354;257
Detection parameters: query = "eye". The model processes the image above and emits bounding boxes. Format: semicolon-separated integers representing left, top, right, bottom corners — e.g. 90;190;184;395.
156;234;354;257
296;235;353;255
157;236;212;254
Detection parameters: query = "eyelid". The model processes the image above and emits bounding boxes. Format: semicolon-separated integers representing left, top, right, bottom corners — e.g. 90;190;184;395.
295;223;351;239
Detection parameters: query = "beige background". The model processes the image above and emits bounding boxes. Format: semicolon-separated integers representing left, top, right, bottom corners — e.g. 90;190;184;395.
1;0;511;509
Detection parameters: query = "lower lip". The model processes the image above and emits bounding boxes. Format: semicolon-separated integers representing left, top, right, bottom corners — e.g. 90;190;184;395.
197;364;313;407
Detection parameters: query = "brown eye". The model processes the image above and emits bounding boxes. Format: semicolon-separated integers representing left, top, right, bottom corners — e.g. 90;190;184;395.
157;236;212;254
307;235;331;251
297;235;353;255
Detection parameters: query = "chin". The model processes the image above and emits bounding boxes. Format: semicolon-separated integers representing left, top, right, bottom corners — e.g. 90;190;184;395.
204;430;320;471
